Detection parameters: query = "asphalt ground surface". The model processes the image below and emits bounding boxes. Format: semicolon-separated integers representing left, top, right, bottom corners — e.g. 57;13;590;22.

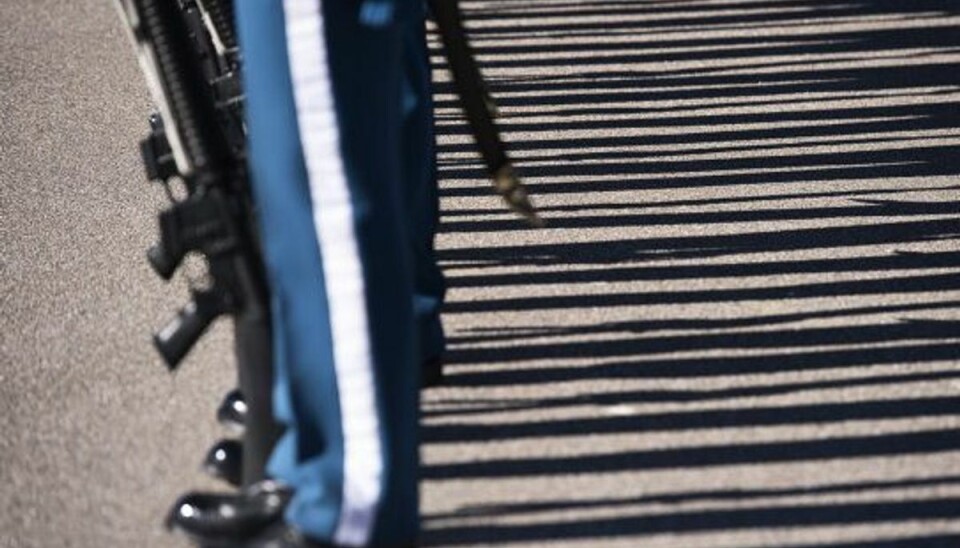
2;0;960;546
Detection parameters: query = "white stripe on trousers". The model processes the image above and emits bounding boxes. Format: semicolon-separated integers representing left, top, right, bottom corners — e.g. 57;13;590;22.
282;1;384;545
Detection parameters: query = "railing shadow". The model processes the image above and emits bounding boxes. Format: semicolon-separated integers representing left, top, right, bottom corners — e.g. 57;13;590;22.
423;0;960;545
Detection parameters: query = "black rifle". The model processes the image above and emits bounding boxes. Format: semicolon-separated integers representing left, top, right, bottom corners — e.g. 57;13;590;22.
114;0;278;486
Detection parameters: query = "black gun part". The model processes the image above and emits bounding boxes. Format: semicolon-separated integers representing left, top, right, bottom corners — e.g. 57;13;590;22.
116;0;279;484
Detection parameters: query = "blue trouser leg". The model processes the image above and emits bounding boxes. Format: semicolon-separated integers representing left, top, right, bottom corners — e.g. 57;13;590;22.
236;0;420;545
400;10;446;364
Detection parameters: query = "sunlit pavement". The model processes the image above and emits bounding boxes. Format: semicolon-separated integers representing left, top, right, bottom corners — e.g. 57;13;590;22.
3;1;960;546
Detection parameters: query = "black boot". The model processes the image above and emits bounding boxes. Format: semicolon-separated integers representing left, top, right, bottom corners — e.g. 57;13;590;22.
217;389;248;433
202;438;243;488
165;480;291;546
165;481;346;547
167;480;417;547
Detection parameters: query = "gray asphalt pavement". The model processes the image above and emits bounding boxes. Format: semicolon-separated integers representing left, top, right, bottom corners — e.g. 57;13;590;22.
3;0;960;547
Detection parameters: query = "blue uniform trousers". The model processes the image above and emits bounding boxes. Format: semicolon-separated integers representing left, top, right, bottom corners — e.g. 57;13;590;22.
235;0;443;545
